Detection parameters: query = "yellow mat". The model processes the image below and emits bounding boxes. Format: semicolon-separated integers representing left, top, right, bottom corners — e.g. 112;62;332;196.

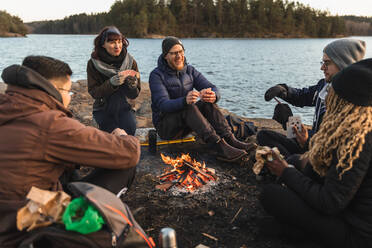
141;136;195;146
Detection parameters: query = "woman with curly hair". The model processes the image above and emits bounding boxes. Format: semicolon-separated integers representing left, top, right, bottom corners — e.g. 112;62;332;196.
87;26;140;135
260;58;372;248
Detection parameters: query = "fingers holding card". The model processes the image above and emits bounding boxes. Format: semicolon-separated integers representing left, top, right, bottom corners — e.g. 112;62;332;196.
118;69;138;78
286;116;302;138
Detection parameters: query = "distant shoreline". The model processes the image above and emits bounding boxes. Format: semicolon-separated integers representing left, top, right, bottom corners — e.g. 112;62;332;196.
0;32;26;38
9;33;348;39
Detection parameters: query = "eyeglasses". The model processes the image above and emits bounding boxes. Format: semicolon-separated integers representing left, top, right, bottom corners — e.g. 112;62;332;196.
58;88;74;96
320;60;332;68
168;50;184;56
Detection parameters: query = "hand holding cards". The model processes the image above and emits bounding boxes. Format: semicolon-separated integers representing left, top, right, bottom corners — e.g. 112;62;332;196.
286;116;302;138
200;88;216;103
118;69;138;78
117;70;139;86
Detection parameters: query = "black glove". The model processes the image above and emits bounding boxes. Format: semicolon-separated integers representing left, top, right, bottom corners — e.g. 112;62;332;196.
264;84;288;101
273;103;293;130
124;76;138;89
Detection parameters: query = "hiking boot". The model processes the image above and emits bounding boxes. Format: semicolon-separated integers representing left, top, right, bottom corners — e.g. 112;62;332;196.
215;138;248;162
225;134;258;153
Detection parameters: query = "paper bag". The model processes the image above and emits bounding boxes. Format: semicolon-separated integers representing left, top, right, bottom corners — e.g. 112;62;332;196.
17;186;71;231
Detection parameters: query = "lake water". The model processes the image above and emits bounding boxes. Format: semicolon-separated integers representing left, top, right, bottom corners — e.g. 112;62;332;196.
1;34;372;124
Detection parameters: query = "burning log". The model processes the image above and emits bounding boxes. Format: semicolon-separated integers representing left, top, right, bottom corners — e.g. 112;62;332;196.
158;153;217;192
183;161;216;180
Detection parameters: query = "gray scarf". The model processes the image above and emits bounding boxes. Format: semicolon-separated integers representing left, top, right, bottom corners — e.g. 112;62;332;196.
91;53;134;78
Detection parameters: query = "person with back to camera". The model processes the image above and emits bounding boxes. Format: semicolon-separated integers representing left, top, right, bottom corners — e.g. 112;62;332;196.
260;58;372;248
87;26;140;135
149;36;256;163
257;39;366;163
0;55;141;247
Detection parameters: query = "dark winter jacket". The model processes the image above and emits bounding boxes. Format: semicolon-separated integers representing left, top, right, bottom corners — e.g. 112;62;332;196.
281;79;328;136
87;54;140;112
149;55;221;126
281;131;372;241
0;65;140;248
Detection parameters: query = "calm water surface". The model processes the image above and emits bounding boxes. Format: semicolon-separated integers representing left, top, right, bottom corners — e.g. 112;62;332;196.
1;35;372;124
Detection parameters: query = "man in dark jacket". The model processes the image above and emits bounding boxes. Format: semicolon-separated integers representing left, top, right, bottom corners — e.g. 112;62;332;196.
257;38;366;159
149;36;255;162
0;56;140;247
260;58;372;248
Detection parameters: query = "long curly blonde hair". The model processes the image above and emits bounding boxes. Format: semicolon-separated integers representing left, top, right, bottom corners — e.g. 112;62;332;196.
304;87;372;178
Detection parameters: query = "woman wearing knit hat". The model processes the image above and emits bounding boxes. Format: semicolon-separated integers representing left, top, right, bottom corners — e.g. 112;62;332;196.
87;26;141;135
260;58;372;248
256;38;366;162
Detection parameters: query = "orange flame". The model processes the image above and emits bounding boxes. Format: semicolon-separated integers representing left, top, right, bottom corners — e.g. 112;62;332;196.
159;153;215;192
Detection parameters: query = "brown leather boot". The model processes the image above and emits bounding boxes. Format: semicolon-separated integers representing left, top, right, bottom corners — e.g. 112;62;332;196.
215;138;248;162
225;134;258;152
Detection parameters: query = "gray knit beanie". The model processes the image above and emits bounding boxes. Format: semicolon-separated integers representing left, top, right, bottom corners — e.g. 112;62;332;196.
323;38;366;70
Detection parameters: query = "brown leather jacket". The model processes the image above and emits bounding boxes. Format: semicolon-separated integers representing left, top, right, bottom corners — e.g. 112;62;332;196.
0;65;140;247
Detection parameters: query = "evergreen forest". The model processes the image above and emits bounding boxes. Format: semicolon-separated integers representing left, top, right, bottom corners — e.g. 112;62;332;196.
3;0;372;38
0;10;28;36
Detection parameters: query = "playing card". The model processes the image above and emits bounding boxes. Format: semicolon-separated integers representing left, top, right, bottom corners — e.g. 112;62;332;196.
118;69;138;78
286;116;302;138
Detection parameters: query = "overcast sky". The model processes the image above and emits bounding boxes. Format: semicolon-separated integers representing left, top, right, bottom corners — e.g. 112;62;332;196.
1;0;372;23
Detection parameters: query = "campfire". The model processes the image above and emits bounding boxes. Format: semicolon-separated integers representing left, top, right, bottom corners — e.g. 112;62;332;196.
157;153;217;192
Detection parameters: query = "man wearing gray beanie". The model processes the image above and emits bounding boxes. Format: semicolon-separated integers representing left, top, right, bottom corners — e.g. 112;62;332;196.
324;38;366;71
256;38;366;162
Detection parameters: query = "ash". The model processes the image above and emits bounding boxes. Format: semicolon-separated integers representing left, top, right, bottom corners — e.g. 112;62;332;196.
165;171;234;197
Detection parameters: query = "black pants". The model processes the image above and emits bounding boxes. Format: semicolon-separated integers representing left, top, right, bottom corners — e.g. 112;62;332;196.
256;129;304;158
62;167;136;196
156;102;231;144
93;108;136;135
260;166;370;248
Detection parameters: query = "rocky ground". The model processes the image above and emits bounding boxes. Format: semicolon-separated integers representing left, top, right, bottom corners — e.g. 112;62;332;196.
0;81;320;248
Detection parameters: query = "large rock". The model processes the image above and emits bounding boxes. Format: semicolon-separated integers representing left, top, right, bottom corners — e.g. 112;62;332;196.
1;81;319;248
0;80;282;132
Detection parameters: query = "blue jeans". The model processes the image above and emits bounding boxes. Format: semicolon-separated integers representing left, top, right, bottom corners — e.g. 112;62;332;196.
93;109;136;135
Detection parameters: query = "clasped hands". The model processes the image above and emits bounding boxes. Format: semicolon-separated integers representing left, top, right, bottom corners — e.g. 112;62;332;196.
111;128;127;136
186;88;216;104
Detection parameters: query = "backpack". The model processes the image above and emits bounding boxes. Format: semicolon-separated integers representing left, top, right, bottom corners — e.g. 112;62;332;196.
225;114;257;141
18;182;155;248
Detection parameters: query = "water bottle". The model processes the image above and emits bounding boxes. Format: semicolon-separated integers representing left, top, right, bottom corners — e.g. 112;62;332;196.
159;227;177;248
148;129;157;154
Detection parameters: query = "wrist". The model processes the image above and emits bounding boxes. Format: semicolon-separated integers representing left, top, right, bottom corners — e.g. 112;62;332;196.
110;75;121;86
183;96;188;106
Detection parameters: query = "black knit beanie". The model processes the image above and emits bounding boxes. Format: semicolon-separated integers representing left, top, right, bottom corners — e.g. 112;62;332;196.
332;58;372;106
162;36;184;57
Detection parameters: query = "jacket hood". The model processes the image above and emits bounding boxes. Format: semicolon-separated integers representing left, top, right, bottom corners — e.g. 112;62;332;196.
1;64;63;103
0;65;71;126
157;55;188;75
